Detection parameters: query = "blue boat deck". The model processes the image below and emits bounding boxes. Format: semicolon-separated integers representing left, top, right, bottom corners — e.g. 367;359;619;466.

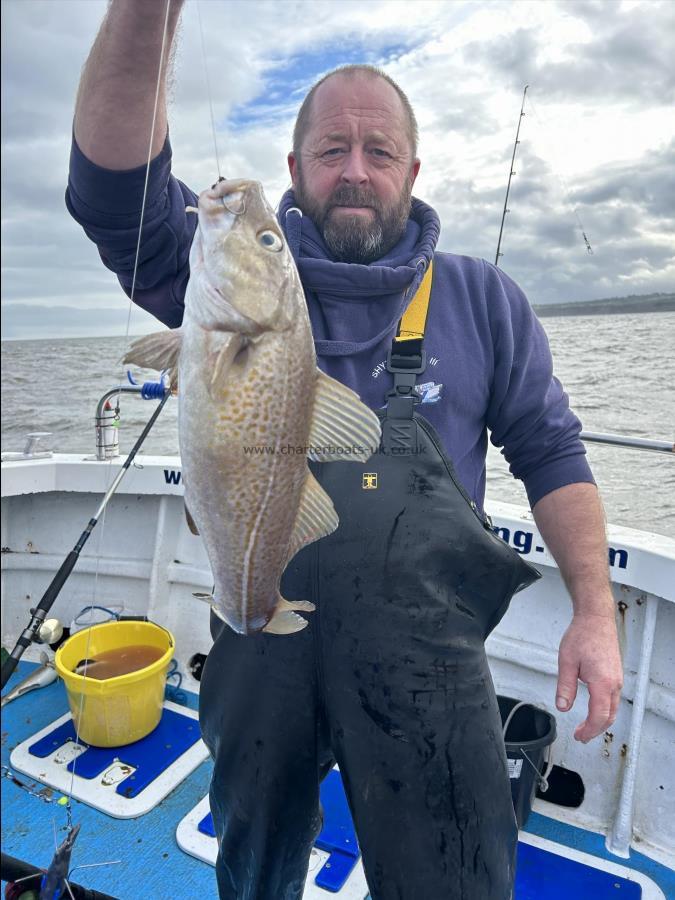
2;662;673;899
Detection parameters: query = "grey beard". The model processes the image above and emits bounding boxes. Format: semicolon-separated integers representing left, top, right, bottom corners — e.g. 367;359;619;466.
294;178;412;265
322;213;386;264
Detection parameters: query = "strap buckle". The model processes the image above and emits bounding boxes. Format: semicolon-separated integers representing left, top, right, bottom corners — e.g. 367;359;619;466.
386;347;427;375
385;347;425;414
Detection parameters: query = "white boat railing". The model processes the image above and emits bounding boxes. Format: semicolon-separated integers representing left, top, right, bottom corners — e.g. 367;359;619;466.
580;431;674;454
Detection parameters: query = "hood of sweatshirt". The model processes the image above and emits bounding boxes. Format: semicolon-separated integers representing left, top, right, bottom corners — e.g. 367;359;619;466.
276;189;441;358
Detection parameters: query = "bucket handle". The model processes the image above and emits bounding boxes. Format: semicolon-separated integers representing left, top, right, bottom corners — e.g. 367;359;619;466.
519;744;554;793
74;617;175;655
150;620;175;650
502;701;554;793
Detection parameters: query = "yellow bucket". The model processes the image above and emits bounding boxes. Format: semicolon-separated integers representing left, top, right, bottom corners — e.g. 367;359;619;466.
55;620;175;747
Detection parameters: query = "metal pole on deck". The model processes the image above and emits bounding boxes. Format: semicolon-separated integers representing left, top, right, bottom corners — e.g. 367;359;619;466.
0;391;171;692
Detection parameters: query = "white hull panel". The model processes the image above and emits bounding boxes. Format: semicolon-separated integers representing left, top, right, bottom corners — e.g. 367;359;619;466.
2;454;674;868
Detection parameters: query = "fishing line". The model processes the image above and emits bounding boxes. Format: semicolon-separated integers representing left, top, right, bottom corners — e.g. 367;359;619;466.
525;94;595;255
63;0;175;828
122;0;175;341
195;0;223;180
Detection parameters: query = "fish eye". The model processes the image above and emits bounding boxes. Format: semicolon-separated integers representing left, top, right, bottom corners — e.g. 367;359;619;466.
257;230;284;252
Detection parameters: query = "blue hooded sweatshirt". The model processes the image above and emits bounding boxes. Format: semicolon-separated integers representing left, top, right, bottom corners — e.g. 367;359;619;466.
66;135;594;510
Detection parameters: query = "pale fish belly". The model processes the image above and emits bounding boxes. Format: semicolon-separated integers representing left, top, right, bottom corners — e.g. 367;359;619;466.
180;327;317;633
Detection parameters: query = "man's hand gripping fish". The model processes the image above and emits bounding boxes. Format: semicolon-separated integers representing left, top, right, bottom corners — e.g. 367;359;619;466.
124;179;381;635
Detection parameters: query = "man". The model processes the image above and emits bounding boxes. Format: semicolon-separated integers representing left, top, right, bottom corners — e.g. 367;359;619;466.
67;2;623;898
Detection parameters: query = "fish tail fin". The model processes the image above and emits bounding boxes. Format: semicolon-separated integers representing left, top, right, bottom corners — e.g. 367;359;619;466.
262;596;314;635
193;591;312;636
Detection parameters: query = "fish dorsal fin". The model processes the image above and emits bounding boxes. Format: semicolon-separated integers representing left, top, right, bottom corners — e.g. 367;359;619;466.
286;468;339;564
123;329;182;386
308;370;381;462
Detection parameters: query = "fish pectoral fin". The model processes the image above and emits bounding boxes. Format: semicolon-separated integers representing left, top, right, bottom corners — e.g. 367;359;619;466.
184;502;200;535
262;600;310;635
308;369;381;462
286;469;339;563
123;329;183;386
208;332;245;398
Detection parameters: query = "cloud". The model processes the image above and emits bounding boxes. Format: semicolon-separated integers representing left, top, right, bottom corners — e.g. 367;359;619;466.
464;2;675;105
575;140;675;224
1;0;674;339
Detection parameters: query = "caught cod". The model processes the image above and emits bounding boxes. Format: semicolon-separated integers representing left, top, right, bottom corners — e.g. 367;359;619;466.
124;179;381;635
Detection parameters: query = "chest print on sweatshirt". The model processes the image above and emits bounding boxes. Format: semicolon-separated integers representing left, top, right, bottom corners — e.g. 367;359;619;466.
414;381;444;404
371;355;443;403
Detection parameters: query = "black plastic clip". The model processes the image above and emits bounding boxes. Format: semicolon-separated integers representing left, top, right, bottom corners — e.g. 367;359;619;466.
386;346;427;375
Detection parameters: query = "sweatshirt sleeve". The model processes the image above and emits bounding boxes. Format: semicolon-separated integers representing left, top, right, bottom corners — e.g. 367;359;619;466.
65;134;198;328
483;261;595;508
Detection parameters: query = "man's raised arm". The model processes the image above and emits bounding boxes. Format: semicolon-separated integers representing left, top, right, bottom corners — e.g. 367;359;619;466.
67;0;196;328
74;0;185;169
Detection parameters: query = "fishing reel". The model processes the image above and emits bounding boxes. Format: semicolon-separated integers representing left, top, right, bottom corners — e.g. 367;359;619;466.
35;617;64;645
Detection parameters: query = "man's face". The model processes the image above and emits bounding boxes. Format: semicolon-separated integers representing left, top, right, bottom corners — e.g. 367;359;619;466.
288;74;421;264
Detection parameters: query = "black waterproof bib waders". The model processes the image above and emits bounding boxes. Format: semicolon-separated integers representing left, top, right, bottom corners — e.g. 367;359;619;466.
199;262;541;900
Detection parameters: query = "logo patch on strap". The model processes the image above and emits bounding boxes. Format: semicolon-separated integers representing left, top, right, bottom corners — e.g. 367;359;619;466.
362;473;378;490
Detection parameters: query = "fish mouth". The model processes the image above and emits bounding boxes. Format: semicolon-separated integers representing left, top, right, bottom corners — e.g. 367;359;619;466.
197;178;255;224
207;177;258;214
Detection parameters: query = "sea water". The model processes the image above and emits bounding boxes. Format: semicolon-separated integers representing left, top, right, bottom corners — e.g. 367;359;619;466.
2;311;674;537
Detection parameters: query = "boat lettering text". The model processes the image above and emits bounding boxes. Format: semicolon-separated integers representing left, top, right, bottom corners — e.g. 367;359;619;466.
493;526;628;570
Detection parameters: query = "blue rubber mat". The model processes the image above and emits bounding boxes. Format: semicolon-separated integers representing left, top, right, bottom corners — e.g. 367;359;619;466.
27;708;201;798
515;840;642;898
313;769;360;892
1;662;215;899
198;769;362;892
3;663;672;899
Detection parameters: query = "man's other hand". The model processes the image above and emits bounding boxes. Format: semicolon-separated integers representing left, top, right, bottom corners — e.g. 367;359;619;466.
555;612;624;743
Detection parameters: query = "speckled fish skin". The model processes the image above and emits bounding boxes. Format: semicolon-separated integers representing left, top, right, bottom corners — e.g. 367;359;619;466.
182;179;318;633
124;179;380;634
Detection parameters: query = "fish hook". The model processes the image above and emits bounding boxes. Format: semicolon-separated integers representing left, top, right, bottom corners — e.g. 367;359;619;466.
221;195;246;216
210;176;246;216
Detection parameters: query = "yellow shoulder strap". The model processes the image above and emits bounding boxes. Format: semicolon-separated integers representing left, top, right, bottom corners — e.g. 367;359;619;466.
394;260;434;343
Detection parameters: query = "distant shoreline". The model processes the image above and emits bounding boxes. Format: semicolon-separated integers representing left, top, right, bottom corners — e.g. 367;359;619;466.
1;294;674;341
533;295;675;317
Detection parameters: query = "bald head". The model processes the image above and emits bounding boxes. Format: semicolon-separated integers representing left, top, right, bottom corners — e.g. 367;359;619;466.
287;67;421;264
292;65;419;160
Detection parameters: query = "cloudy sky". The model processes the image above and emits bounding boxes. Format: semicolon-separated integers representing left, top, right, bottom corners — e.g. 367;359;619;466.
1;0;673;339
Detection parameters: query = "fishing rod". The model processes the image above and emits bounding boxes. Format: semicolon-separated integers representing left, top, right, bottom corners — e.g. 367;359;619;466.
495;86;596;263
495;84;528;267
0;390;171;692
1;852;120;900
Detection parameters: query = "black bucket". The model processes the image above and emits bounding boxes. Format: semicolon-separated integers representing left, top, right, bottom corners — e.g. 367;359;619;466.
497;695;557;829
